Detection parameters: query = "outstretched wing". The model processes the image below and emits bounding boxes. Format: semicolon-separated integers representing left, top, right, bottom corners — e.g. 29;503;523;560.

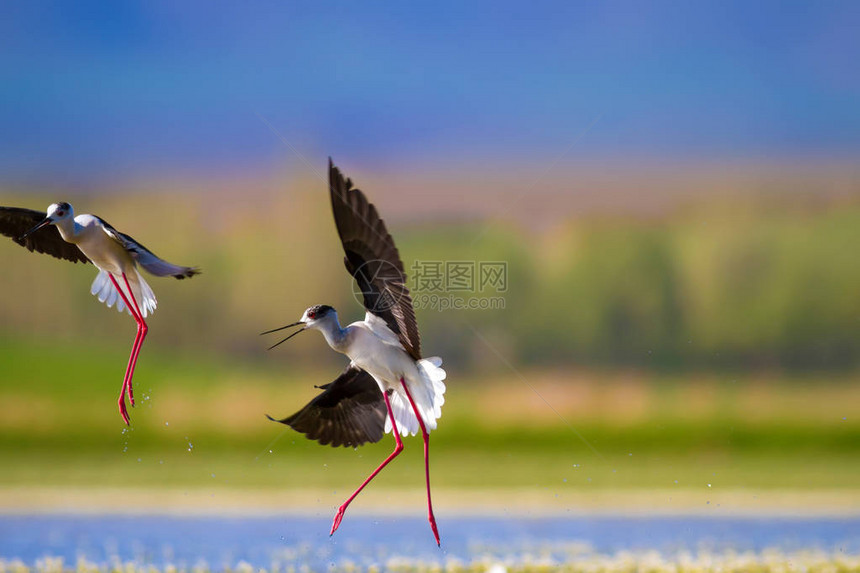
97;217;199;279
0;207;89;264
267;364;386;448
329;159;421;359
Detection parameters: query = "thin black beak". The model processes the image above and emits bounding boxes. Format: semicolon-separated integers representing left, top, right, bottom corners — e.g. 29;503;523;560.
261;321;305;350
19;217;52;241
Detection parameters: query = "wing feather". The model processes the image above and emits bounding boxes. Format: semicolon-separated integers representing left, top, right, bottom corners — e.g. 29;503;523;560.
328;160;421;359
0;207;89;264
97;218;199;279
267;364;386;448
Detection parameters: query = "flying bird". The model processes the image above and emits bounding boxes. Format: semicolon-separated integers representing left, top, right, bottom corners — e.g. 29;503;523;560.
0;202;199;424
263;160;447;545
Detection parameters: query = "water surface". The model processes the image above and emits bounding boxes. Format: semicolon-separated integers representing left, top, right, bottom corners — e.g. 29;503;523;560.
2;515;858;570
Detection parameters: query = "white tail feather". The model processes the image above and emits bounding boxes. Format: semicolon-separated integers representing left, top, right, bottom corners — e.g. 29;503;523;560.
385;390;420;437
137;273;157;317
384;357;447;436
91;269;126;314
89;269;157;318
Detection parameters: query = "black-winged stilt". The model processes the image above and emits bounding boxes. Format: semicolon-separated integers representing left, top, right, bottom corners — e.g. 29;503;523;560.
263;160;447;545
0;203;199;424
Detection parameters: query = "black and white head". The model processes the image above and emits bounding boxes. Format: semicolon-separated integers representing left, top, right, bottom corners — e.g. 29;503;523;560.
45;202;74;223
300;304;337;328
261;304;338;350
19;202;74;240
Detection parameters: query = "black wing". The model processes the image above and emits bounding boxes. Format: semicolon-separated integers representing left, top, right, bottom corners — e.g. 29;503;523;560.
95;217;199;279
267;364;386;448
329;159;421;359
0;207;89;264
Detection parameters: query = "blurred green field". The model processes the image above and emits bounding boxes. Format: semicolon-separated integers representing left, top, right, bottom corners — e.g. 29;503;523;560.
1;182;858;511
1;335;858;502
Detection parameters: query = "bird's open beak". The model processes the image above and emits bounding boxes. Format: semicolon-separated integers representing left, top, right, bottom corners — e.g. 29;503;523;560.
261;321;306;350
18;217;52;240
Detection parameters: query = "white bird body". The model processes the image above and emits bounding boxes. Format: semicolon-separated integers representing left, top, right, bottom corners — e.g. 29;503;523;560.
54;213;128;266
309;310;446;436
52;212;156;317
264;161;444;544
0;201;199;424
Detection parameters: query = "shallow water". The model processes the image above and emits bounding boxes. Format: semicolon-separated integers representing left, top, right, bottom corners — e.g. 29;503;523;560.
1;515;859;570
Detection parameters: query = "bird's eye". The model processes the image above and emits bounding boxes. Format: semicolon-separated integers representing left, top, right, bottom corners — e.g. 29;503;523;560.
308;312;316;319
57;210;65;217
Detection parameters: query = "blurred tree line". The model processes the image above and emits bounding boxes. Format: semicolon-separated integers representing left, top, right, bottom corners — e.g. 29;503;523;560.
431;196;859;372
0;187;857;373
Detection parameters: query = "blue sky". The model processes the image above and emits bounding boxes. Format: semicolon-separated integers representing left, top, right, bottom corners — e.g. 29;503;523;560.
1;1;858;184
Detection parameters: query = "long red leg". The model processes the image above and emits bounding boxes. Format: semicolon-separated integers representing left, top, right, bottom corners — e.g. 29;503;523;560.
124;329;144;406
107;274;146;425
330;389;403;536
121;273;148;408
400;378;441;546
108;274;139;423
